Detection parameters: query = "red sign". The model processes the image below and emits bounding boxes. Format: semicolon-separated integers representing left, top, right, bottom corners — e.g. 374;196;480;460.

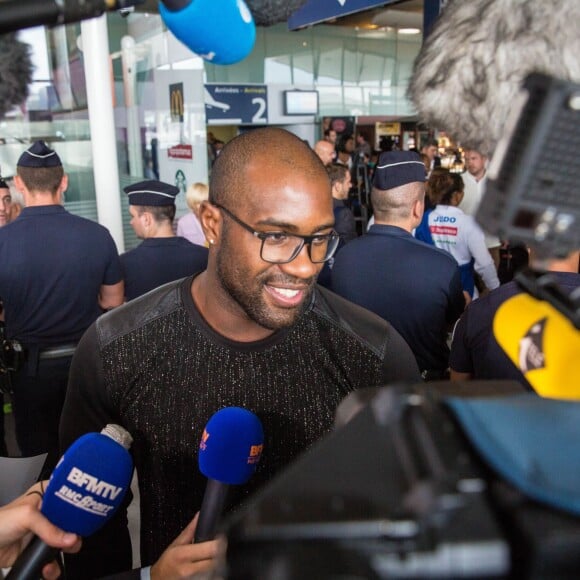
431;226;458;236
168;144;193;160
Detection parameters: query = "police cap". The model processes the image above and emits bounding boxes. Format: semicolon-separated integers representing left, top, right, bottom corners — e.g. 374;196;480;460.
124;180;180;207
17;140;62;168
373;150;427;190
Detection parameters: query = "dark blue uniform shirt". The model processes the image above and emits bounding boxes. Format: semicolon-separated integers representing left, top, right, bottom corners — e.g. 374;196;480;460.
0;205;123;346
330;224;465;372
450;271;580;389
121;236;208;301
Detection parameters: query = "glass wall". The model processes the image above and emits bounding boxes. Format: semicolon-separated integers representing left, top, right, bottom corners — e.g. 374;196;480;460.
0;13;421;248
205;23;421;117
0;23;102;227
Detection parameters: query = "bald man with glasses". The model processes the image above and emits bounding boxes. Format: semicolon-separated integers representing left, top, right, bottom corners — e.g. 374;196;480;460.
59;127;419;580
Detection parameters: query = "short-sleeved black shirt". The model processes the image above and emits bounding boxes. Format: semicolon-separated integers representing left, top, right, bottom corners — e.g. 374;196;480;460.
331;224;465;372
120;237;208;301
0;205;122;345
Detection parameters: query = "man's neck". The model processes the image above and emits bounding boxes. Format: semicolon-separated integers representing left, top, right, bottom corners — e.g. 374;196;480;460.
148;223;176;238
373;217;413;233
534;252;580;274
191;271;275;343
470;169;486;182
24;192;60;207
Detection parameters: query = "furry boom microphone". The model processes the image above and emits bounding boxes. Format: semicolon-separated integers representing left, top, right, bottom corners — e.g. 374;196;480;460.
0;33;33;119
408;0;580;156
245;0;307;26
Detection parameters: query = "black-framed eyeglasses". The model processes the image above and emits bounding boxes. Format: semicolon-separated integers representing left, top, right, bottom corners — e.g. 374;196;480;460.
214;203;340;264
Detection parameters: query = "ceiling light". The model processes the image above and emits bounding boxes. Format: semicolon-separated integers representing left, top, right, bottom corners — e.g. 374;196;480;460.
398;27;421;35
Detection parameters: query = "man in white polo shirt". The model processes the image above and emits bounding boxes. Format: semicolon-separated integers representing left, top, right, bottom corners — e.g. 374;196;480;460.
461;149;502;269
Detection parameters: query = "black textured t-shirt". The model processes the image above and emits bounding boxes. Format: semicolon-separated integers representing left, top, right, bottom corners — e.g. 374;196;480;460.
60;276;419;576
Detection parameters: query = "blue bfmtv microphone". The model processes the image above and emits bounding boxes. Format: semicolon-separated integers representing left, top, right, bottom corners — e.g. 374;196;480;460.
194;407;263;543
158;0;256;65
6;425;133;580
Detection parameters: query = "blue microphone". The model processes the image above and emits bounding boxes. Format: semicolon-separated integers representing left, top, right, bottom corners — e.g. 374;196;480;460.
158;0;256;65
195;407;263;543
6;425;133;580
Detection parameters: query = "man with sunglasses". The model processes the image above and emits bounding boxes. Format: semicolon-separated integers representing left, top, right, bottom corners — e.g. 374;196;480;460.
59;128;419;579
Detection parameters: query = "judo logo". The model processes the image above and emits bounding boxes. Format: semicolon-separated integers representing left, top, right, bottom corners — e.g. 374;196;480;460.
518;317;547;373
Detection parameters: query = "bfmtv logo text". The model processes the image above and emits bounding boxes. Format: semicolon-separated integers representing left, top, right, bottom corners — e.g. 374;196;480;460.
200;428;210;452
247;443;263;465
53;467;126;517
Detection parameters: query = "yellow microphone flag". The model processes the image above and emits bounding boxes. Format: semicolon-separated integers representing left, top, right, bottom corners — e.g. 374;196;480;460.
493;293;580;400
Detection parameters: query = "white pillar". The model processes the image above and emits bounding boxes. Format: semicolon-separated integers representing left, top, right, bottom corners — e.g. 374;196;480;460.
80;15;125;253
121;35;144;178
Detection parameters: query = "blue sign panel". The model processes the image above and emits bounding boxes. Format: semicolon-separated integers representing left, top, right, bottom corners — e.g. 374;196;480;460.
423;0;446;39
289;0;401;30
204;84;268;125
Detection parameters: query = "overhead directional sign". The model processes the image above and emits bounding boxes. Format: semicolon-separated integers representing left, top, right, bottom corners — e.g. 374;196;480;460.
288;0;402;30
205;84;268;126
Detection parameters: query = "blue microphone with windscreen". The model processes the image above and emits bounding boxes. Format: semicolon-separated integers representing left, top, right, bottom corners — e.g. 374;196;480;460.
158;0;256;65
195;407;264;543
6;425;133;580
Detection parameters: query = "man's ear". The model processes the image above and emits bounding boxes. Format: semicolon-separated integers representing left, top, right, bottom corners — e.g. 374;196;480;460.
199;200;222;246
56;174;68;204
13;175;26;194
59;174;68;194
141;210;153;229
412;197;425;223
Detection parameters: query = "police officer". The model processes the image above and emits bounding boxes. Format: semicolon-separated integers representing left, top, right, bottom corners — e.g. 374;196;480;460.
330;150;466;379
0;140;124;469
121;180;209;301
